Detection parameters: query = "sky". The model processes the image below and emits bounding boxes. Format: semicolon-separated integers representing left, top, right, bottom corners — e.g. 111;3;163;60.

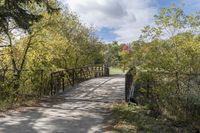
58;0;200;43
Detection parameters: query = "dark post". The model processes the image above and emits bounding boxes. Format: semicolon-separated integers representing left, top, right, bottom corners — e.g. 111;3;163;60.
50;73;53;96
125;73;129;102
62;74;65;92
40;70;44;96
97;67;99;77
103;64;109;76
101;66;104;76
72;69;75;86
99;66;103;77
94;67;97;77
125;69;133;102
56;77;59;94
99;66;101;77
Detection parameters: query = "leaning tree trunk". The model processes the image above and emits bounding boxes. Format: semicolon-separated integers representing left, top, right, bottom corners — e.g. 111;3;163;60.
7;32;33;101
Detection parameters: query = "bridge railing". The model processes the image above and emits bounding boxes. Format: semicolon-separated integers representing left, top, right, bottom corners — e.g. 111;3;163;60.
50;65;110;96
125;69;200;121
125;69;200;102
0;65;109;99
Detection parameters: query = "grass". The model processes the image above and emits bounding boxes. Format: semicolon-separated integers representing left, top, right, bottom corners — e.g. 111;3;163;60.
110;103;199;133
110;67;127;75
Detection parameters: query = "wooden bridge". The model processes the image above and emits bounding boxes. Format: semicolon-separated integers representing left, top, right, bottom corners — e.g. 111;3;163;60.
0;66;125;133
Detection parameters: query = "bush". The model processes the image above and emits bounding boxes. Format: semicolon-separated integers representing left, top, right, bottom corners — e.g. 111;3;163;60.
134;72;200;122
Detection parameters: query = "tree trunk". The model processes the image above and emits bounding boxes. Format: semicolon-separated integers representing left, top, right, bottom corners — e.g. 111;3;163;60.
6;32;33;99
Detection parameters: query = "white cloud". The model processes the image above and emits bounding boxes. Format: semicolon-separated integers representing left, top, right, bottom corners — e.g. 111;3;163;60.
59;0;158;42
183;0;200;8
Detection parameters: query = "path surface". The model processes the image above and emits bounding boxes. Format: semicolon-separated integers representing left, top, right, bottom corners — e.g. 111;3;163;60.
0;75;125;133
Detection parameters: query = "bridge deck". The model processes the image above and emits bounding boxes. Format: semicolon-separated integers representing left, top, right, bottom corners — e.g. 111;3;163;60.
0;75;125;133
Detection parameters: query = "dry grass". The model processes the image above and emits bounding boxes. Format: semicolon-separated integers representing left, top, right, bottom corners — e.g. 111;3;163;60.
110;103;199;133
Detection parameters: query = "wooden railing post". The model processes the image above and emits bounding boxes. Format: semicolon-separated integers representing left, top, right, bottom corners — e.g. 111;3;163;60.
50;73;53;96
125;69;133;102
94;67;97;77
62;72;65;92
72;69;75;86
103;64;109;76
40;70;44;96
97;67;99;77
125;73;129;102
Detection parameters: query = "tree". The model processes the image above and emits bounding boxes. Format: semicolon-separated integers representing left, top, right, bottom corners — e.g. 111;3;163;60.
119;51;130;72
104;41;121;67
0;8;105;105
0;0;58;33
130;5;200;121
139;5;200;89
0;0;59;98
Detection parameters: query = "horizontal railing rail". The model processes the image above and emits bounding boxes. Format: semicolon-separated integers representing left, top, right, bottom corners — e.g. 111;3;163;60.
125;69;200;103
50;65;110;96
0;65;110;98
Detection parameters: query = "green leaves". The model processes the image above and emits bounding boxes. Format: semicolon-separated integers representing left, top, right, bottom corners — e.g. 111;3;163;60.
0;0;58;33
0;6;105;108
129;5;200;123
137;4;200;73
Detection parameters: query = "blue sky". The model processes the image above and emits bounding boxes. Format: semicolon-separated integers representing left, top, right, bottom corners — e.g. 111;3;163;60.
59;0;200;43
157;0;200;13
95;27;118;42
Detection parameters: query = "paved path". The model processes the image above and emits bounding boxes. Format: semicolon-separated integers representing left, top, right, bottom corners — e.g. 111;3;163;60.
0;75;125;133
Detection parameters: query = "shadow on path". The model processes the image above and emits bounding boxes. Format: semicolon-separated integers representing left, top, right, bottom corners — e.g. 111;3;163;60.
0;75;125;133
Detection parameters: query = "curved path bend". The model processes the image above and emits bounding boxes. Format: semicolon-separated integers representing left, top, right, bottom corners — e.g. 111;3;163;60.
0;75;125;133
